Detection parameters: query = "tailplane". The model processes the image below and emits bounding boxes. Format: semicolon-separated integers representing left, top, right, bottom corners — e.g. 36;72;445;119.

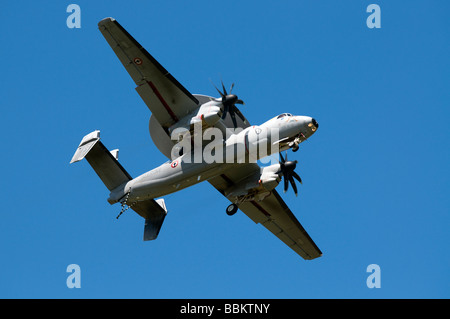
71;131;168;240
132;198;168;241
70;130;132;191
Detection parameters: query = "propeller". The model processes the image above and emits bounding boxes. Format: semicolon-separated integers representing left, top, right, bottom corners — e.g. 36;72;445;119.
212;80;245;128
278;152;303;196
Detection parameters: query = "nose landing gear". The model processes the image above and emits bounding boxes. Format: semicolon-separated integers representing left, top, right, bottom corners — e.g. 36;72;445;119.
289;138;300;152
289;134;305;152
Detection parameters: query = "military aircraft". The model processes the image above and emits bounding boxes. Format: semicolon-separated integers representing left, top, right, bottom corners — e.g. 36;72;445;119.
70;18;322;260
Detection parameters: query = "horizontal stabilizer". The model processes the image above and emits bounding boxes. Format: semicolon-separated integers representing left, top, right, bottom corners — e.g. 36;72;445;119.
130;198;168;241
70;130;132;191
70;130;101;164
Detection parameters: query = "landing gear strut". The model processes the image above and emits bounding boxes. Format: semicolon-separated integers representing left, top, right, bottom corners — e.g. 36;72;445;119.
289;136;302;152
226;203;239;216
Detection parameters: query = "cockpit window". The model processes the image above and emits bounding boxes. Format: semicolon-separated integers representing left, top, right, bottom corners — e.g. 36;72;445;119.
276;113;292;119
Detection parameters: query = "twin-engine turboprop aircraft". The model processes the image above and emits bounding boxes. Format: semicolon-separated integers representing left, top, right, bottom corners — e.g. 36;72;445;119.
70;18;322;260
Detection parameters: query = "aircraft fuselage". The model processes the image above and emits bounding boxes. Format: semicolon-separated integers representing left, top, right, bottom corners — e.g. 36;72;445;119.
108;114;318;204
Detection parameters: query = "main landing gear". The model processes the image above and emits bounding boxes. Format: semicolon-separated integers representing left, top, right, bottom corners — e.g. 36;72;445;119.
226;203;239;216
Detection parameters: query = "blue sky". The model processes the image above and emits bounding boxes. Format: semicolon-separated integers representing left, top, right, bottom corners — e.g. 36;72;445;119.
0;1;448;298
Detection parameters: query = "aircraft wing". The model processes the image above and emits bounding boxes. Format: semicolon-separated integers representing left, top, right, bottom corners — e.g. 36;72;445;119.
208;165;322;260
98;18;199;129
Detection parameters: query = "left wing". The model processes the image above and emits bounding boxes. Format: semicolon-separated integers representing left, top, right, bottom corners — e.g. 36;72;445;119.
208;165;322;260
238;190;322;260
98;18;199;129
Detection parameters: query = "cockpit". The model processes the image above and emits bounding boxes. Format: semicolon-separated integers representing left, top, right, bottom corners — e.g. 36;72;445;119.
276;113;293;119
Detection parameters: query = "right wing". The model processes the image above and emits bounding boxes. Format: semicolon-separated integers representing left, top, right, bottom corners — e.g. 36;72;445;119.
98;18;199;129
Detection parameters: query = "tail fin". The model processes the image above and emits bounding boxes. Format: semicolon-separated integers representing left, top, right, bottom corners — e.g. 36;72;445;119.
70;130;132;191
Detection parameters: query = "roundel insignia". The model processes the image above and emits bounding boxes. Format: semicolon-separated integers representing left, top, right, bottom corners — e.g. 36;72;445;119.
134;57;143;65
255;127;262;135
170;160;178;168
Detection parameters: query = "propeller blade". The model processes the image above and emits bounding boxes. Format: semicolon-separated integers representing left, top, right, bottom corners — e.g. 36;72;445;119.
210;80;224;98
292;171;303;184
230;83;235;93
230;111;237;128
283;174;289;192
234;107;246;121
236;99;245;105
289;177;298;196
221;81;227;96
221;105;229;119
279;152;286;164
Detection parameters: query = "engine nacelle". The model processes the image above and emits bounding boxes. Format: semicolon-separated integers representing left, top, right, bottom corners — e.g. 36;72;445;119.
168;102;222;136
197;103;222;126
259;164;281;191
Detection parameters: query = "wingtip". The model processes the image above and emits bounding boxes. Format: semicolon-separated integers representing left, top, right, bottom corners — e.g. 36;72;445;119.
98;17;116;27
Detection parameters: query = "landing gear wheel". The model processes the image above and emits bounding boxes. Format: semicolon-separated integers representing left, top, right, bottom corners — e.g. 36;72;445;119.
226;204;238;216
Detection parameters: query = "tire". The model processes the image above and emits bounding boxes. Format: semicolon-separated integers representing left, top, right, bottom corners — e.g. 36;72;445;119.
226;204;238;216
